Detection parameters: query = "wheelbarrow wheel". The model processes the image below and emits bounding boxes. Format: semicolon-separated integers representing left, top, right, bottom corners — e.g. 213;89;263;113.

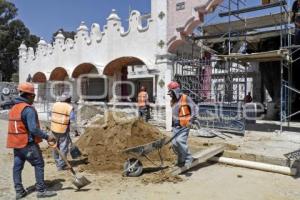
123;158;143;177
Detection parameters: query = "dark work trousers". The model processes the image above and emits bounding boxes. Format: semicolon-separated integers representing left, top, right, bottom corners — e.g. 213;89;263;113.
13;143;46;193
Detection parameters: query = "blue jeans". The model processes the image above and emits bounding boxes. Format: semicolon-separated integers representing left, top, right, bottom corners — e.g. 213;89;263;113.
52;132;70;170
13;143;45;193
171;127;193;165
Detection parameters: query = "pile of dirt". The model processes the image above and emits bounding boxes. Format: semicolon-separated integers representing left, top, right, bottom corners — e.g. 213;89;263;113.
76;112;175;172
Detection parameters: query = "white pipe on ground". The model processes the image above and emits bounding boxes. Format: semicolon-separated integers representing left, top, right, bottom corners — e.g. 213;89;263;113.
209;157;297;176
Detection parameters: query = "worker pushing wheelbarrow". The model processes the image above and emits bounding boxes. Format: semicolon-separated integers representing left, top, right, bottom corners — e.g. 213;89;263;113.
123;81;199;177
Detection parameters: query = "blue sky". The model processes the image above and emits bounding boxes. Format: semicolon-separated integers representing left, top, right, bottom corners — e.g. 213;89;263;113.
9;0;150;41
9;0;292;41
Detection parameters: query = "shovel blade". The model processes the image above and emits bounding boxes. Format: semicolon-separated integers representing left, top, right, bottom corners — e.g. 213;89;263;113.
72;176;91;189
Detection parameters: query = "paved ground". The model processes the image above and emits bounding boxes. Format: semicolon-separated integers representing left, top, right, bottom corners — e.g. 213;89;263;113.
1;119;300;200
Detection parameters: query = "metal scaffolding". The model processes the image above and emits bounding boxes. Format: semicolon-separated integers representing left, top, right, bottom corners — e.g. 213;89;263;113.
213;0;300;132
173;0;250;104
172;0;300;134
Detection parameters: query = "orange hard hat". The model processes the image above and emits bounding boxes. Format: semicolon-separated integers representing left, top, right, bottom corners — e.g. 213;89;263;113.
17;82;35;94
167;81;180;90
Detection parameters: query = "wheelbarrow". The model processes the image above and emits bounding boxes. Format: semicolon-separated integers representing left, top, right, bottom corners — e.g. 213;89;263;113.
122;128;186;177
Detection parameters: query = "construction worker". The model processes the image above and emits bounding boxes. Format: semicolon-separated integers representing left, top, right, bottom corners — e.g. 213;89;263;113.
6;82;57;199
50;92;75;171
244;92;253;103
292;0;300;45
137;86;150;122
167;81;197;168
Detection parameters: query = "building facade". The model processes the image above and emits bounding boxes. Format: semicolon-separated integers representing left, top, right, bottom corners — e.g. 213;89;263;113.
18;0;222;128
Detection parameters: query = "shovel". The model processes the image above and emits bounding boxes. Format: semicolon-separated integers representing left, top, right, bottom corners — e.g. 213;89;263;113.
48;141;91;189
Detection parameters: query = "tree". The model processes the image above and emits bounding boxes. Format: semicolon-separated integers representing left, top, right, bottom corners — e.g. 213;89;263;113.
0;0;17;25
0;0;39;82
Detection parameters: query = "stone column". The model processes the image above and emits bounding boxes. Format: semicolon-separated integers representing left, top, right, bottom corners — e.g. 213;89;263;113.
154;56;173;131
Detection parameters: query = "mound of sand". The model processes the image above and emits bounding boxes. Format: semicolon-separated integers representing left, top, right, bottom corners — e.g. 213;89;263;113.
76;112;175;172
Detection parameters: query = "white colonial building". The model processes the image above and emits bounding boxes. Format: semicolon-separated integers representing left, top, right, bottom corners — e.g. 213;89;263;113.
18;0;222;128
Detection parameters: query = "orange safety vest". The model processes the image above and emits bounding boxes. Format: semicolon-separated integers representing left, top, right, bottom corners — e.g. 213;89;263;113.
50;102;73;134
178;94;191;127
138;91;148;107
7;102;42;149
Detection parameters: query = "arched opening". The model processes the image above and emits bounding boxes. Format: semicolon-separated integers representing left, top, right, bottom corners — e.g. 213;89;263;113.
104;57;155;103
72;63;106;101
49;67;69;81
49;67;70;101
168;40;185;54
72;63;98;78
104;57;144;76
32;72;46;83
32;72;47;101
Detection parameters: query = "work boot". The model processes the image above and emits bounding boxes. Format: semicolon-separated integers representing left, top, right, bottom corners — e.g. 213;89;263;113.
36;190;57;198
174;161;185;167
16;190;27;200
184;158;194;169
184;161;192;169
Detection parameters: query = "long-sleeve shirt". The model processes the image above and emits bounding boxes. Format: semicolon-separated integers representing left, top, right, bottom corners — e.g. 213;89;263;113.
70;110;76;121
15;97;49;142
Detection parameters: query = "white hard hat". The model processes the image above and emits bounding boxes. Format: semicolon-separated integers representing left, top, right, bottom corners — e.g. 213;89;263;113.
59;92;71;102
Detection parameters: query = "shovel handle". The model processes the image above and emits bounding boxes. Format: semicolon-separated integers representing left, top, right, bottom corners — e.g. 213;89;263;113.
55;146;77;175
164;127;187;145
48;141;76;176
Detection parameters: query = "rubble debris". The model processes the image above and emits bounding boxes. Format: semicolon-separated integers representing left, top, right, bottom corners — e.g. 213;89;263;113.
141;171;183;185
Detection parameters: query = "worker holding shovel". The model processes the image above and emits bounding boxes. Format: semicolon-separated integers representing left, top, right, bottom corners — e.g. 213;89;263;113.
7;82;57;199
50;92;75;171
167;81;198;168
137;86;150;122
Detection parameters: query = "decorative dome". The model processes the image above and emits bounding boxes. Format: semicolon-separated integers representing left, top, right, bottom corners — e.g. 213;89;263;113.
77;21;89;32
55;31;65;40
38;38;47;46
107;9;121;21
19;41;27;50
